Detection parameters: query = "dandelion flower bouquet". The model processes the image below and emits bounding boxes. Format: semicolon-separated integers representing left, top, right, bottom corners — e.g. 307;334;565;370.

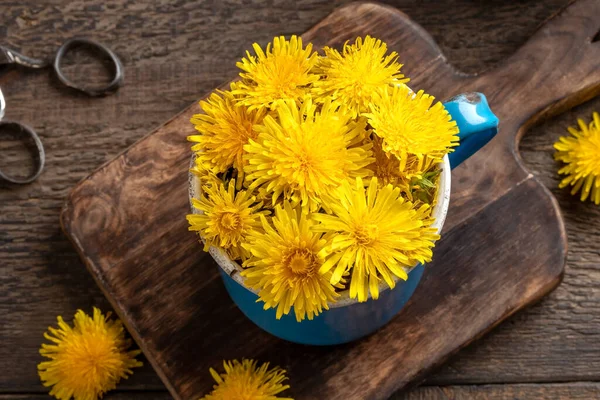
187;35;473;331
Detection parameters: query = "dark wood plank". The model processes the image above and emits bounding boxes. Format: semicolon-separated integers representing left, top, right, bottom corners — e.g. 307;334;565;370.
1;394;171;400
58;1;600;399
4;382;600;400
395;382;600;399
3;0;599;397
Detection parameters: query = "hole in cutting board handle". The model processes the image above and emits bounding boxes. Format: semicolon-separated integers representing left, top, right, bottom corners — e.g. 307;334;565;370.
592;27;600;43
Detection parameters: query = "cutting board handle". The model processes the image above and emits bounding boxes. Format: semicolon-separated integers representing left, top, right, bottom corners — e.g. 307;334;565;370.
483;0;600;138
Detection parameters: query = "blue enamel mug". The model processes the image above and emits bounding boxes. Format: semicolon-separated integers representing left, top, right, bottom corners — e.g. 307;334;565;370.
189;92;499;345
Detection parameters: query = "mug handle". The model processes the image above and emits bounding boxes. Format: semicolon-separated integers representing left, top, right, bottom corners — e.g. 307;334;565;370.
443;93;499;169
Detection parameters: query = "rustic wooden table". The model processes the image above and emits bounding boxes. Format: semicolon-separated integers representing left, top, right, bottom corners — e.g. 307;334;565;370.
1;1;599;399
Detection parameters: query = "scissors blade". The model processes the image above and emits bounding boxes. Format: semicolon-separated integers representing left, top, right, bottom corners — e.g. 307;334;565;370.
0;46;48;68
0;87;5;120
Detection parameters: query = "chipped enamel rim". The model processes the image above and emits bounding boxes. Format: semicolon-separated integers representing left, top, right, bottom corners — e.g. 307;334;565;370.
188;154;450;308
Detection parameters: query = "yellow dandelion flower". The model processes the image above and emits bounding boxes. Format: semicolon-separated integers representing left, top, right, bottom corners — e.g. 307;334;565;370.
189;85;267;183
232;35;319;110
369;134;409;188
242;202;341;322
187;181;265;261
312;35;408;117
244;98;373;212
364;84;459;172
313;177;439;302
202;359;292;400
190;159;225;190
554;111;600;205
367;134;439;207
38;308;142;400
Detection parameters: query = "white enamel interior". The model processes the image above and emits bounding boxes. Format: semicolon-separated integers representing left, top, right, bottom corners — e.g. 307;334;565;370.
188;155;451;309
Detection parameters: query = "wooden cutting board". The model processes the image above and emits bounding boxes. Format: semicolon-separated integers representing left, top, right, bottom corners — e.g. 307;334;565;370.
60;1;600;399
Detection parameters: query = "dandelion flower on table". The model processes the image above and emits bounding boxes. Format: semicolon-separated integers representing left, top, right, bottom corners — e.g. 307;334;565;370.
313;177;439;303
189;85;267;186
312;35;408;117
232;35;319;110
364;84;459;174
244;98;374;212
202;359;292;400
187;181;266;261
554;111;600;205
242;202;341;321
38;308;142;400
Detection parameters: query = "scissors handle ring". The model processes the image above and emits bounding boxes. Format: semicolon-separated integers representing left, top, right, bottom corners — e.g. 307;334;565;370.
0;121;45;185
53;38;124;97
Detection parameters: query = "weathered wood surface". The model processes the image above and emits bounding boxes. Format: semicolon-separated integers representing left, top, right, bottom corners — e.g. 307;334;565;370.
59;0;600;399
1;0;599;399
4;382;600;400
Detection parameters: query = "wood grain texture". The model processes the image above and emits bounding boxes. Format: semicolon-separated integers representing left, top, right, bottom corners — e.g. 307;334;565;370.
394;382;600;399
3;382;600;400
56;1;599;399
1;0;599;399
1;394;170;400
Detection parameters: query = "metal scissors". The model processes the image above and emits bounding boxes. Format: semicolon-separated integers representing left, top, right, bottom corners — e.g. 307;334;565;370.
0;38;123;184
